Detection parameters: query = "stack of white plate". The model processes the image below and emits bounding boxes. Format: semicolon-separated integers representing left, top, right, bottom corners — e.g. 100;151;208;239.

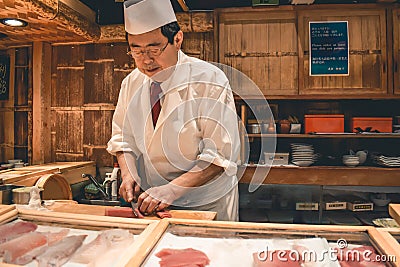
342;155;360;167
290;143;315;167
374;155;400;167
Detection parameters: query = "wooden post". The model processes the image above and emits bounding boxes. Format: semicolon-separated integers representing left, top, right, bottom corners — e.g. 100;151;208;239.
32;42;52;164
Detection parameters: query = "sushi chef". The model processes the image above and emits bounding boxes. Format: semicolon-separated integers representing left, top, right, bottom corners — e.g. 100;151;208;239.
107;0;240;221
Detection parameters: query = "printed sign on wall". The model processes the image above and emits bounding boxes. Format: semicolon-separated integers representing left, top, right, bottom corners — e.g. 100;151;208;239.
309;21;349;76
0;56;10;100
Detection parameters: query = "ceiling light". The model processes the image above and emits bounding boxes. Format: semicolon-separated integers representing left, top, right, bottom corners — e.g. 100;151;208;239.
0;18;28;27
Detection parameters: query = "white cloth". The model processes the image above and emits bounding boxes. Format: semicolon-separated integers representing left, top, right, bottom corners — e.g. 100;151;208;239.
107;51;240;220
124;0;177;35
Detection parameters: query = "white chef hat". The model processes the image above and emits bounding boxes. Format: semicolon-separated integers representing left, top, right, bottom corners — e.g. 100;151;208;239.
124;0;177;35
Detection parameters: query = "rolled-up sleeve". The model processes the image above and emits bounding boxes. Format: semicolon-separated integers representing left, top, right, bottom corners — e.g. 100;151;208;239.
197;82;240;177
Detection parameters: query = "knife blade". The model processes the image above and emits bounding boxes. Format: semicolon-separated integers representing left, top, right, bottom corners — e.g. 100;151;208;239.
130;201;139;217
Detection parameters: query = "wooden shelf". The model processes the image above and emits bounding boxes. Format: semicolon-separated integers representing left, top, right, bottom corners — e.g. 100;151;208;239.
238;165;400;186
246;133;400;139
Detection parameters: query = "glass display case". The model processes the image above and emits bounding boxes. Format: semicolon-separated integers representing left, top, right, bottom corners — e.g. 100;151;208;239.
130;218;400;267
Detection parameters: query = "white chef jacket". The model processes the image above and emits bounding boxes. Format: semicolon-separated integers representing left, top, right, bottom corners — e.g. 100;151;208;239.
107;51;240;220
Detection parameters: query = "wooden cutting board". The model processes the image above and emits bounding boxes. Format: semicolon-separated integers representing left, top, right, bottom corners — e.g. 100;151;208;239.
45;201;216;221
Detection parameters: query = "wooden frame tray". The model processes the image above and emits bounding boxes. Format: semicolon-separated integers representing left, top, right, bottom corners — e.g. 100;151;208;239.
0;204;157;267
389;204;400;226
374;228;400;264
128;218;400;267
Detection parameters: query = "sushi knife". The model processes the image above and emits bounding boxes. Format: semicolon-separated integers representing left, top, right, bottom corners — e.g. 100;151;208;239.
130;200;139;217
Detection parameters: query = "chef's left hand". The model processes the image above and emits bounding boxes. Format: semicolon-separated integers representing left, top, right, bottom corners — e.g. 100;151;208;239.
136;184;180;215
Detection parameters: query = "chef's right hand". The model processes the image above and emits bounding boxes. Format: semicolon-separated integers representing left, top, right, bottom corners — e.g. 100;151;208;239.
119;174;141;203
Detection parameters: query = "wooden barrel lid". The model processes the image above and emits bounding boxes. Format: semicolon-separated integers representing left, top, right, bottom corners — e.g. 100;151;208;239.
35;173;72;200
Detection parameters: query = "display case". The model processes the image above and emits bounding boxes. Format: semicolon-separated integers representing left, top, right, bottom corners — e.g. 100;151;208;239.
0;204;157;267
129;218;400;267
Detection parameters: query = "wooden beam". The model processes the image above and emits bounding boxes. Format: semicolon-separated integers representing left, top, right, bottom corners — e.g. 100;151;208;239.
32;42;52;164
177;0;189;12
98;12;214;41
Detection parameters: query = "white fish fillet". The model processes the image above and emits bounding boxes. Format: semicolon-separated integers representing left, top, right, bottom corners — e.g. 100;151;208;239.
88;229;134;267
12;229;70;265
0;221;38;244
36;235;87;267
71;229;133;265
1;232;47;262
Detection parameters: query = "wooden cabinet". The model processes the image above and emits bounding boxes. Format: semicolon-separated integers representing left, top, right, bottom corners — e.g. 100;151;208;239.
298;7;388;95
218;5;393;98
217;8;298;96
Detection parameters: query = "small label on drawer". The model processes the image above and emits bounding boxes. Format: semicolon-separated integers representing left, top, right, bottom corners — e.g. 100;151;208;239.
296;202;319;210
347;202;374;211
324;202;347;210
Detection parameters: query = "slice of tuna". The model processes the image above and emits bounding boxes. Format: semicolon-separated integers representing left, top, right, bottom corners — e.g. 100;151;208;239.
105;206;144;218
0;221;38;244
156;210;172;219
156;248;210;267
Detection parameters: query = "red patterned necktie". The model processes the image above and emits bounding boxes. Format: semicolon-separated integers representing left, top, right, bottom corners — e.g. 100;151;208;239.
150;82;162;128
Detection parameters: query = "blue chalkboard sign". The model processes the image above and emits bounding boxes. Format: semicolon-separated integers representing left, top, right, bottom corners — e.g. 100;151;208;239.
309;21;349;76
0;56;10;101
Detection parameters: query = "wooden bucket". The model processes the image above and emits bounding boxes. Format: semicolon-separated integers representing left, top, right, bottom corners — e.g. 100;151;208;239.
35;173;72;200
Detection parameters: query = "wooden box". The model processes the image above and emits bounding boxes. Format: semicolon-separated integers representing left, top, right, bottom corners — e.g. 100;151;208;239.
351;117;393;133
304;115;345;133
129;218;400;267
264;152;289;165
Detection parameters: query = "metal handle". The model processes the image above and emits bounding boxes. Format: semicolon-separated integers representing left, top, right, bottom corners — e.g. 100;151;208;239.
82;173;109;199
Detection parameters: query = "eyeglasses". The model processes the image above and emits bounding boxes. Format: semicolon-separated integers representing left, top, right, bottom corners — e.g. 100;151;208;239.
127;42;169;59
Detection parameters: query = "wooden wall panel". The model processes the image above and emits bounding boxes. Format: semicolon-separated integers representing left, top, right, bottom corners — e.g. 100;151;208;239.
0;111;14;163
218;10;298;96
84;60;114;104
182;32;214;61
0;47;31;163
113;70;131;105
83;146;113;167
83;110;113;146
54;111;83;154
53;68;84;107
14;111;28;162
14;67;29;106
14;112;28;147
84;43;133;69
53;45;85;67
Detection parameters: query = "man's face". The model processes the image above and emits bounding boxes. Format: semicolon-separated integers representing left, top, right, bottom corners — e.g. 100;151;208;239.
127;28;182;78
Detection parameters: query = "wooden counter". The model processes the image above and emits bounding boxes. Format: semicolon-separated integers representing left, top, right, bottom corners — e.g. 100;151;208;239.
44;201;217;221
0;161;95;186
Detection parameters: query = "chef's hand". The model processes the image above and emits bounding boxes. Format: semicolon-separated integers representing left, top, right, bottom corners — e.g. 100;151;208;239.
137;184;181;214
119;174;141;203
